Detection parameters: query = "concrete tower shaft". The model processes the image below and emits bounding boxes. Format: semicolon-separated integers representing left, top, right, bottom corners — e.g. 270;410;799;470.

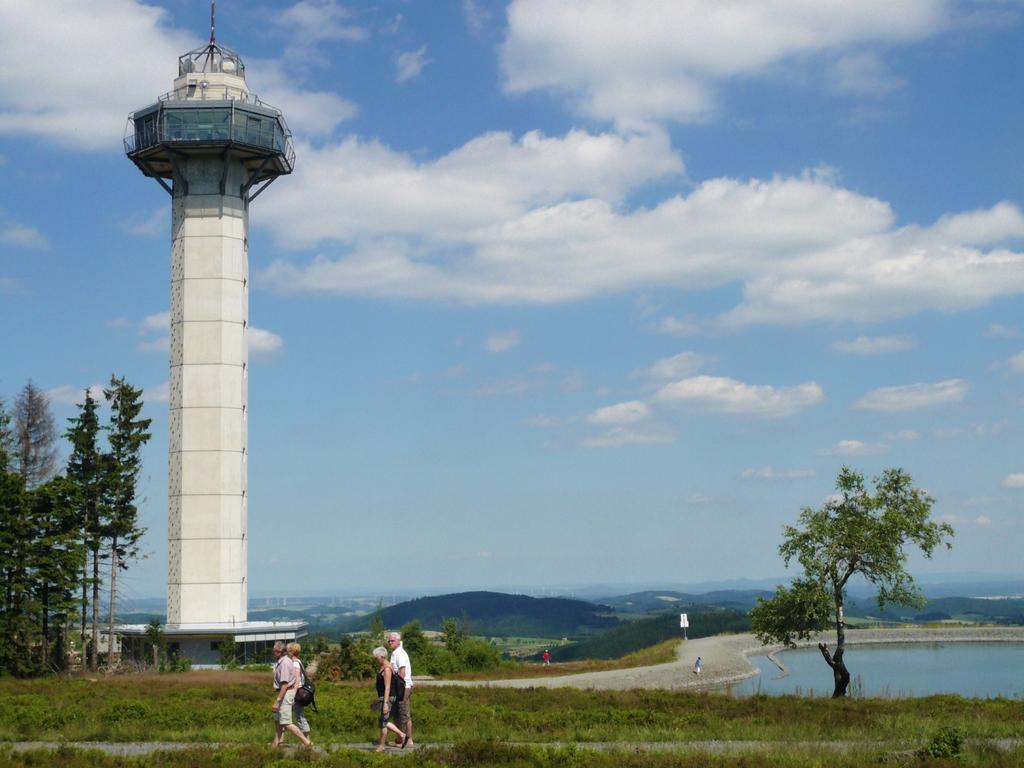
167;157;250;625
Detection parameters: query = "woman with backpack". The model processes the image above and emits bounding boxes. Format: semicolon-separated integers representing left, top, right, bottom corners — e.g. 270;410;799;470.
372;646;407;751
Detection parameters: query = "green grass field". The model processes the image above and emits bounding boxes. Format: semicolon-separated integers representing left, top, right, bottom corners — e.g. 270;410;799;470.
4;671;1023;747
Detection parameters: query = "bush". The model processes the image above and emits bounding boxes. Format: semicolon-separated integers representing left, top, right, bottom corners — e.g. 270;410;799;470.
922;726;965;759
316;634;376;682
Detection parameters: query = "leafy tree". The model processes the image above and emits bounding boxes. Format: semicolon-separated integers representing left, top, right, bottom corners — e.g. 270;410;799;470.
398;620;429;658
102;376;151;665
12;381;59;489
441;615;468;655
750;467;953;697
144;618;165;668
65;389;108;671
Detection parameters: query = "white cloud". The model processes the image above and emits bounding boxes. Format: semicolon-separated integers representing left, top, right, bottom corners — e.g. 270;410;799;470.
141;311;170;333
579;425;675;449
146;381;169;403
0;223;48;249
256;128;1024;323
586;400;650;426
501;0;949;127
653;315;701;336
974;515;993;527
827;51;903;96
248;327;284;358
988;323;1021;338
1007;352;1024;374
250;59;358;139
882;429;921;441
137;336;170;353
278;0;367;44
654;375;823;418
396;46;433;83
121;207;168;238
45;383;105;406
258;127;683;253
817;439;888;456
0;1;193;149
0;2;355;149
854;379;969;411
1003;474;1024;488
462;0;491;36
485;330;522;353
637;352;708;381
832;335;916;354
741;467;815;480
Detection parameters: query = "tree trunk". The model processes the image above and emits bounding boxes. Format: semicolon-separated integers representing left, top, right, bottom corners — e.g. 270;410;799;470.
80;556;87;663
41;583;49;668
107;540;118;669
819;598;851;697
90;546;100;672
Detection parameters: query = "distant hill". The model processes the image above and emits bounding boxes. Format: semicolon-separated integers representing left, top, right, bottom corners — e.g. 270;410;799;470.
338;590;622;638
848;596;1024;624
602;589;772;615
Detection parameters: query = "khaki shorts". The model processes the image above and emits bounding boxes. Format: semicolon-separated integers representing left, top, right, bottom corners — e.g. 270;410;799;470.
396;688;411;725
276;689;296;726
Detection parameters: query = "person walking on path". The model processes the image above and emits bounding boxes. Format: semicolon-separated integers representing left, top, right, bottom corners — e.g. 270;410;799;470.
288;642;312;744
373;646;407;752
271;641;311;748
694;656;702;676
542;649;551;666
388;631;414;748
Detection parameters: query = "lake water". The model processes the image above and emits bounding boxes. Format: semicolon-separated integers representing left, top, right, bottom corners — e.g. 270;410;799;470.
726;643;1024;698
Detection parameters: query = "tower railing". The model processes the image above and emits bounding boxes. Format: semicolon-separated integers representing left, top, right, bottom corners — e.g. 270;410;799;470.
123;98;295;172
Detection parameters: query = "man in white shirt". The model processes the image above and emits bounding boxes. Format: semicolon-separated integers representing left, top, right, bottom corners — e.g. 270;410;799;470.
388;631;414;748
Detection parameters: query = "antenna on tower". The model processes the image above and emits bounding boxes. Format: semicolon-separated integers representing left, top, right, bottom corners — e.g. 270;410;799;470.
210;0;216;43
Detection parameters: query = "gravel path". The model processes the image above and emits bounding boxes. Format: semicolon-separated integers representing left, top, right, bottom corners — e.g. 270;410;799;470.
416;626;1024;692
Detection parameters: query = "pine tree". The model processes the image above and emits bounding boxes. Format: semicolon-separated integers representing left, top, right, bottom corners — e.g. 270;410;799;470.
65;390;107;672
103;376;152;666
13;381;59;489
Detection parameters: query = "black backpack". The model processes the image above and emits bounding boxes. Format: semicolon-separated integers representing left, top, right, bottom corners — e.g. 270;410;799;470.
294;661;317;712
389;669;406;701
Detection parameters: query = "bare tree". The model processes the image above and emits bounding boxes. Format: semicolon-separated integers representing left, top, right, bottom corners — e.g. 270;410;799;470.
13;381;59;489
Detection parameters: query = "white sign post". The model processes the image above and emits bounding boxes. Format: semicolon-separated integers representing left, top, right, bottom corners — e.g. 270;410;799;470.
680;612;689;640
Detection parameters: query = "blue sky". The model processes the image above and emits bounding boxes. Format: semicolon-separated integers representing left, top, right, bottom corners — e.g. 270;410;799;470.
1;1;1023;602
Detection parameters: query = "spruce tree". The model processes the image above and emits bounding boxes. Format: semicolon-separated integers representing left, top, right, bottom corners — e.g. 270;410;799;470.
0;468;42;675
13;381;59;488
29;477;86;670
65;389;107;671
103;376;152;665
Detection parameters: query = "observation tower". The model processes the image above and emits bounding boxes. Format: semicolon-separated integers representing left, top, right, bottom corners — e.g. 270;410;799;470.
119;8;305;665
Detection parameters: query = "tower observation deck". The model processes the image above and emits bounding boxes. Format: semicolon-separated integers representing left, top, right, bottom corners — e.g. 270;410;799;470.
120;27;305;662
